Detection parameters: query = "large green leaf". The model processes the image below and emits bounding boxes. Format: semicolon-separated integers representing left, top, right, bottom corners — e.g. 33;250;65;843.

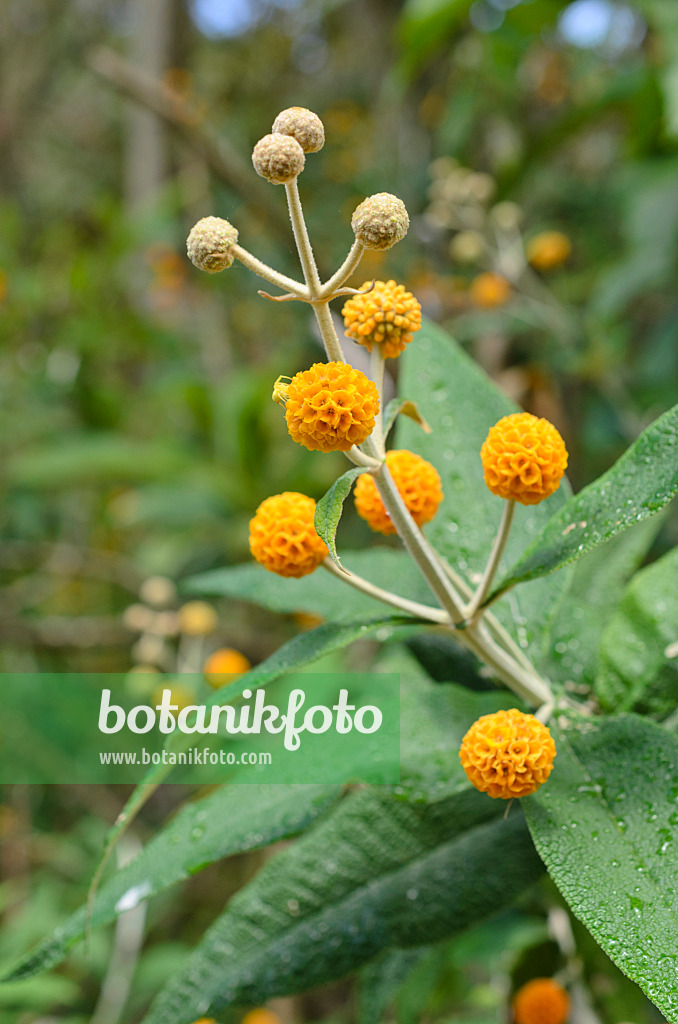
595;547;678;715
397;319;573;653
358;948;429;1024
3;785;339;982
7;434;190;487
141;787;542;1023
183;549;435;623
545;516;664;686
490;402;678;601
524;715;678;1022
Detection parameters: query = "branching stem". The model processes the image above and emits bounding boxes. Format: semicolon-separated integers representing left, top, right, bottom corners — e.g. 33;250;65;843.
322;560;450;624
466;499;515;622
232;243;308;297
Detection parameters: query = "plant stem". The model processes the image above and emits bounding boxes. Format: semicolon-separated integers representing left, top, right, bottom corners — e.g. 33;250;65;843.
370;347;386;455
438;558;536;673
371;461;465;624
320;240;365;297
285;178;346;362
285;177;322;292
465;500;515;622
322;560;450;624
463;621;553;706
278;177;553;711
313;300;345;363
346;446;381;469
232;243;308;297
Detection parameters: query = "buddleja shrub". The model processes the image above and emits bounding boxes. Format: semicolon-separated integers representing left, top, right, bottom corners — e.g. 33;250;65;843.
6;107;678;1024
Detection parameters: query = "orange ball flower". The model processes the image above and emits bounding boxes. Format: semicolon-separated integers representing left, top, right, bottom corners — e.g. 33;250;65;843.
513;978;570;1024
241;1010;282;1024
527;231;571;272
459;709;556;799
480;412;567;505
282;361;379;453
470;271;512;308
203;647;251;689
249;492;327;578
354;450;443;535
341;280;422;359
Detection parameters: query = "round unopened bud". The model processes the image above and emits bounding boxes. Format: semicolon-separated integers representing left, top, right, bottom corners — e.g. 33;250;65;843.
187;216;238;273
252;133;305;184
351;193;409;251
272;107;324;153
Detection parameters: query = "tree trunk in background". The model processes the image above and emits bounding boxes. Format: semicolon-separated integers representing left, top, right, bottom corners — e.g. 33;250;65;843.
124;0;175;212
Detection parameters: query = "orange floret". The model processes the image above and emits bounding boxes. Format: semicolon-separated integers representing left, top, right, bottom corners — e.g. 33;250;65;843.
480;412;567;505
203;647;251;689
527;231;571;271
282;361;379;453
354;450;443;535
249;492;327;578
513;978;570;1024
459;709;556;799
470;271;512;308
341;280;422;359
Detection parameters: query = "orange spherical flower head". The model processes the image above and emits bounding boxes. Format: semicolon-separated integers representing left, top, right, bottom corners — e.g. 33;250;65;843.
470;271;512;308
341;280;422;359
354;450;443;536
459;709;556;800
241;1009;282;1024
203;647;251;689
527;231;572;272
282;361;379;453
513;978;570;1024
249;492;328;578
481;412;568;505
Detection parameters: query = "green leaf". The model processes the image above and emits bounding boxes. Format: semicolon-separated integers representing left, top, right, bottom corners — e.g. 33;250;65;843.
314;467;364;570
546;515;665;685
523;714;678;1022
7;434;190;488
490;402;678;601
4;784;339;982
358;948;429;1024
183;549;436;623
141;787;542;1023
595;547;678;715
397;319;573;653
383;398;431;440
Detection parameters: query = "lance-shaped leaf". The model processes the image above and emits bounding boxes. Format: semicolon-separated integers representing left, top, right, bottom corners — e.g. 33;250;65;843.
489;401;678;601
4;784;340;981
314;467;364;570
140;787;542;1023
595;546;678;715
524;714;678;1023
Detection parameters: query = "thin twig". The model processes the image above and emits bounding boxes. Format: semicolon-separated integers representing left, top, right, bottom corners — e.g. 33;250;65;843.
465;500;515;622
322;560;450;624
